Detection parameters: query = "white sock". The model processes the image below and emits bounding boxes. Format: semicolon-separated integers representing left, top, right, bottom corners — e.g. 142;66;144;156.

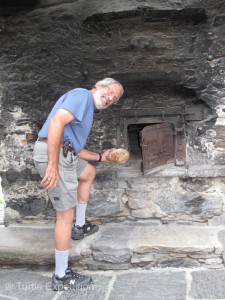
75;203;87;227
55;249;69;278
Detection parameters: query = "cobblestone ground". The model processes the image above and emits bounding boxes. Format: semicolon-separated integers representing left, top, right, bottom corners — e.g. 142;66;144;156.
0;267;225;300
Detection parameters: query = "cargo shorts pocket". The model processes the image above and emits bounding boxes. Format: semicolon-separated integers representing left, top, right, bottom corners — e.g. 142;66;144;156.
34;160;48;178
48;186;61;203
62;170;78;194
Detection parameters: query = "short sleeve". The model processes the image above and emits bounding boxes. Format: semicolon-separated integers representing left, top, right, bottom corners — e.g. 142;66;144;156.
59;89;90;122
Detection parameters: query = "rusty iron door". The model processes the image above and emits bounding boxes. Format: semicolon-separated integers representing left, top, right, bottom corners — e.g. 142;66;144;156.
140;123;175;174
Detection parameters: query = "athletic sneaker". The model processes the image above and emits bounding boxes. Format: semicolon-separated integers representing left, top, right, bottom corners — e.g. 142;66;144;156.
72;220;99;240
52;267;93;291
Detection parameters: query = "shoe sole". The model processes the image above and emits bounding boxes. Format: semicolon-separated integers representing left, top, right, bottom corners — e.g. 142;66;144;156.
71;225;99;240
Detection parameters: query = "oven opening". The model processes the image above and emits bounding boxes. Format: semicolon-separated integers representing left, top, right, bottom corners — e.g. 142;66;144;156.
127;123;162;160
127;122;176;173
116;107;206;174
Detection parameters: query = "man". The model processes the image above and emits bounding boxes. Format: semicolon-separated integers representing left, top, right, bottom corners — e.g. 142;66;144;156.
33;78;124;291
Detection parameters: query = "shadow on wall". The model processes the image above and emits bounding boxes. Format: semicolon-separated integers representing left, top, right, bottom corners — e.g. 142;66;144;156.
0;0;39;16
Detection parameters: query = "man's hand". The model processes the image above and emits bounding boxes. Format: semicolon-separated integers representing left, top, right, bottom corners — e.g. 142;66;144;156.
40;164;59;190
101;149;113;163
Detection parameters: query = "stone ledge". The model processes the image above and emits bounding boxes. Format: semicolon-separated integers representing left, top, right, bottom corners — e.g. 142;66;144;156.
0;223;223;270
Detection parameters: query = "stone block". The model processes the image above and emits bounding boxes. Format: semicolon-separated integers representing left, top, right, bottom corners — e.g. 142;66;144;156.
86;191;124;217
93;248;131;263
214;15;225;27
116;169;142;178
126;186;223;221
80;248;93;257
218;230;225;262
0;269;55;299
179;177;214;192
116;217;127;222
127;177;170;191
6;197;47;217
188;253;219;259
131;253;154;264
199;257;223;265
109;271;186;300
208;215;225;226
156;190;223;220
188;165;225;177
0;269;112;300
128;197;147;209
0;225;84;267
4;168;40;184
0;226;55;266
133;201;165;219
83;258;130;270
101;216;117;223
137;225;216;253
131;208;157;218
145;166;187;177
91;224;220;266
189;270;225;299
95;170;115;181
117;180;128;189
154;257;200;268
93;180;118;189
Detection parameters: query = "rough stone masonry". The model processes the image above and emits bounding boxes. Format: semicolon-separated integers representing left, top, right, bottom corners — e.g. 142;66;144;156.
1;0;225;270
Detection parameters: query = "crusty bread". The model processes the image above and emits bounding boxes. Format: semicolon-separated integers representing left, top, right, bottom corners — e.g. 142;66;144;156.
106;148;129;163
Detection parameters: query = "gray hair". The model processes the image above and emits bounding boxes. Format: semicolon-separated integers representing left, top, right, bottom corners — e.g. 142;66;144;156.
95;77;124;100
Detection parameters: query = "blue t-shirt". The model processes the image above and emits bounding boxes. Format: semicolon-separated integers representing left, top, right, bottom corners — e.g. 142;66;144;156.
38;88;95;154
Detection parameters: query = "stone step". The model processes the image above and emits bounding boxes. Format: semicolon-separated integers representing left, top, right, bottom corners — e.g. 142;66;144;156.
0;222;224;270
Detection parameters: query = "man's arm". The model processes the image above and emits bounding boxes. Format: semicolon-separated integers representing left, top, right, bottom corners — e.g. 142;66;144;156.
77;149;100;161
40;108;74;190
77;148;113;163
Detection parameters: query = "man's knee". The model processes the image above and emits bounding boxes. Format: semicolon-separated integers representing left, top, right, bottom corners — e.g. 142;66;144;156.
56;208;74;224
79;164;96;183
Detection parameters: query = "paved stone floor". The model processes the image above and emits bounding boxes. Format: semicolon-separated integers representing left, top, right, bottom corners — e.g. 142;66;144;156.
0;267;225;300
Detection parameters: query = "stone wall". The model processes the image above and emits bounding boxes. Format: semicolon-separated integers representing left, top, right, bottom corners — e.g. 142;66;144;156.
1;0;225;225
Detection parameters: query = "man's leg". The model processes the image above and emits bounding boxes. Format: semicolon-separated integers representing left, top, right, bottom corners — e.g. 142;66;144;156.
77;163;96;204
55;208;74;250
34;144;92;291
76;163;96;225
72;163;99;240
54;208;74;277
52;207;92;291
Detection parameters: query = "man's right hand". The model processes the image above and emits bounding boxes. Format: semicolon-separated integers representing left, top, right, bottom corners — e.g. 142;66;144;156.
40;164;59;190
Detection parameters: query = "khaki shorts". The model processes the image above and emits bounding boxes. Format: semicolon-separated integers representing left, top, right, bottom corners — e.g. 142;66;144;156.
33;141;88;211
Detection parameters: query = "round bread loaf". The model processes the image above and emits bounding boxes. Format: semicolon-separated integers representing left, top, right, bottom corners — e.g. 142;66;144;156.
106;148;129;163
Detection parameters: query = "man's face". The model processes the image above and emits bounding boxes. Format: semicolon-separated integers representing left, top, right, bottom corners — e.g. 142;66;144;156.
93;84;121;110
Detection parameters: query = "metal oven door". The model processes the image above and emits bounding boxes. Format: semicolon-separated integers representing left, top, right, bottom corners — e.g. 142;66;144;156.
140;123;175;174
